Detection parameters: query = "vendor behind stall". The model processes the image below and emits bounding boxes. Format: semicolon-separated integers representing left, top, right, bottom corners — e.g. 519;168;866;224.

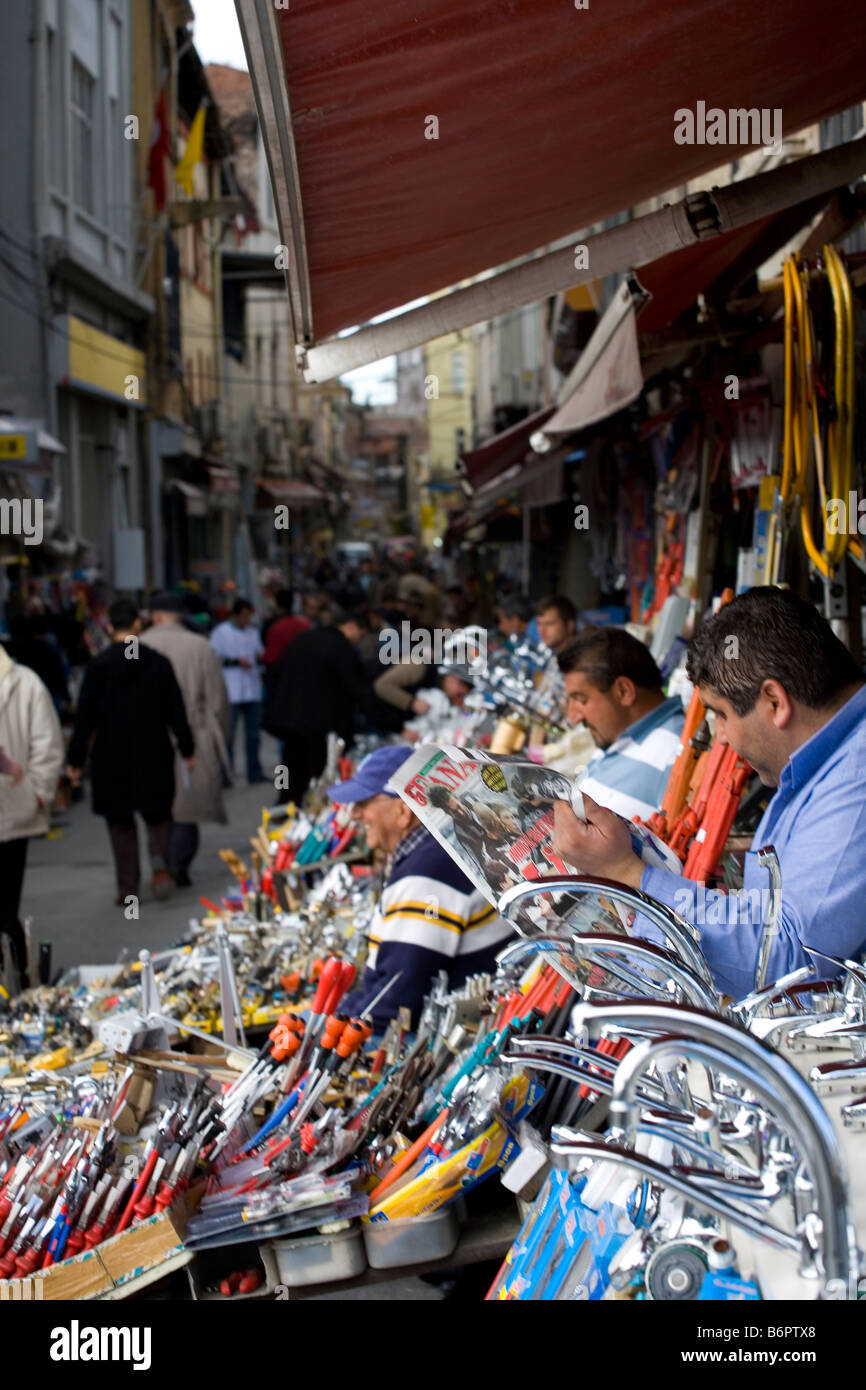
329;745;513;1031
552;587;866;999
559;627;684;821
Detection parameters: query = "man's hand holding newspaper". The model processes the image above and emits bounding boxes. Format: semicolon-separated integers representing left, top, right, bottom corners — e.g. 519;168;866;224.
552;795;644;889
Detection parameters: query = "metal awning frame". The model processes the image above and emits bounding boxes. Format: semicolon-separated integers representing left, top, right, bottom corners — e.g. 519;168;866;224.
292;137;866;380
236;0;314;352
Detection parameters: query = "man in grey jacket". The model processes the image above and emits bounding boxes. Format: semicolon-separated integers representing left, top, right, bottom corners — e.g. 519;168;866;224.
141;593;231;885
0;642;64;986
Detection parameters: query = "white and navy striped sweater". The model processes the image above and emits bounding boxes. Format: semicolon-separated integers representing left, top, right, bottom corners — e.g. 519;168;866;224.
343;824;513;1030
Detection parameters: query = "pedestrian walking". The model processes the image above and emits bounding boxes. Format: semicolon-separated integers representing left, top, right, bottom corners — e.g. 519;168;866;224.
141;592;230;886
0;645;64;987
261;588;310;703
266;606;373;806
210;598;265;783
66;598;195;906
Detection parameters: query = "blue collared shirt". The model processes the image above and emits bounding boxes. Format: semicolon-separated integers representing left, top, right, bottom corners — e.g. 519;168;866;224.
640;683;866;999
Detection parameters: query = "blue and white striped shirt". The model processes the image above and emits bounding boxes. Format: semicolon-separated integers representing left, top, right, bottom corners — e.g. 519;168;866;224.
343;823;513;1029
578;696;684;821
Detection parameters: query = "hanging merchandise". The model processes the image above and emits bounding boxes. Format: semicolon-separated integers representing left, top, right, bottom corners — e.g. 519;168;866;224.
782;246;861;586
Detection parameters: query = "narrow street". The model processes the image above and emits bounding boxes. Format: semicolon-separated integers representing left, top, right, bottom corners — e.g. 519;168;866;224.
23;735;283;978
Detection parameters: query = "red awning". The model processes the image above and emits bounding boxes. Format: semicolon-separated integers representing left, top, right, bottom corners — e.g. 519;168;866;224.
239;0;866;368
462;407;555;488
255;477;324;506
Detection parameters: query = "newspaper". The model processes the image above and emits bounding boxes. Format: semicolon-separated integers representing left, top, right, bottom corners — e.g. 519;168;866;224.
388;745;681;932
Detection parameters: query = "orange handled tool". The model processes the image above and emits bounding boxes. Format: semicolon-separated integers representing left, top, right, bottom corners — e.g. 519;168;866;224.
270;1031;302;1065
336;1019;367;1061
269;1011;304;1043
369;1109;450;1206
280;971;302;998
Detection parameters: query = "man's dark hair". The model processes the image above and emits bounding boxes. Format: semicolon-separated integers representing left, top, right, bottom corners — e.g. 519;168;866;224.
149;590;182;614
275;588;294;611
687;587;863;715
558;627;663;692
109;597;139;631
231;597;254;616
537;594;577;625
428;784;457;809
331;606;369;630
499;594;534;623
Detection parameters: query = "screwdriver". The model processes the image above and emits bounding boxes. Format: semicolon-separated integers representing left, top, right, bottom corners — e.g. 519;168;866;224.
84;1175;133;1250
64;1174;113;1256
154;1139;199;1213
15;1207;58;1276
359;970;403;1025
115;1143;161;1235
132;1156;166;1222
0;1201;44;1277
288;1017;370;1137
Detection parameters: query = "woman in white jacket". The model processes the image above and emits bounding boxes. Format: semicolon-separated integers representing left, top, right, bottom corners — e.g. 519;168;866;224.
0;642;64;985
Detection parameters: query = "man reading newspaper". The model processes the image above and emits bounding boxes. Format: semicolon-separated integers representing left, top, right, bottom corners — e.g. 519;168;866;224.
390;746;680;937
328;745;513;1031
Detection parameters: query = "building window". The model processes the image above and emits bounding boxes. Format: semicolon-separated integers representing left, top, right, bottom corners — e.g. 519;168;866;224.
71;58;96;214
107;15;125;236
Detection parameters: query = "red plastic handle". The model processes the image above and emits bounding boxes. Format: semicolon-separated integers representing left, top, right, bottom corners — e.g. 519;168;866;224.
154;1181;175;1214
310;956;341;1015
14;1245;41;1276
323;961;356;1016
64;1227;86;1256
115;1150;158;1235
84;1221;105;1250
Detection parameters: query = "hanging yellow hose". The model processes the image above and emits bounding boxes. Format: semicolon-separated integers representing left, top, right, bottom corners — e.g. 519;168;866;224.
825;243;861;565
782;248;859;576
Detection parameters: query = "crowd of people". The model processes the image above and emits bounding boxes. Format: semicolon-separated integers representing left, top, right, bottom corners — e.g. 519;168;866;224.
0;550;565;985
2;546;866;1027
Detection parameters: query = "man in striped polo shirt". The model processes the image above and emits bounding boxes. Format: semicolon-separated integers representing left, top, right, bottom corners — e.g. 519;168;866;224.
558;628;684;822
328;745;513;1032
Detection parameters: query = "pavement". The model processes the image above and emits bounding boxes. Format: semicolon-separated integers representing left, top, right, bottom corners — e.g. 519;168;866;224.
22;732;287;978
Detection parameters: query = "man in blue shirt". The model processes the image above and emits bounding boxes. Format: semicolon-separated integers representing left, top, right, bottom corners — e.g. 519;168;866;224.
551;587;866;999
558;628;684;822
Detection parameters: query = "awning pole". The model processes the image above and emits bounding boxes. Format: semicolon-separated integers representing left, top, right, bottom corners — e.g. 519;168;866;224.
304;136;866;381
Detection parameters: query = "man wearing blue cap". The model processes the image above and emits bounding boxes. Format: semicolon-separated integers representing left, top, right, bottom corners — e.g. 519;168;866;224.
329;745;513;1032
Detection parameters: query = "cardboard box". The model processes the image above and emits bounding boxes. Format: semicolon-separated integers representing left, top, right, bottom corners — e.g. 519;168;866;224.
33;1209;188;1301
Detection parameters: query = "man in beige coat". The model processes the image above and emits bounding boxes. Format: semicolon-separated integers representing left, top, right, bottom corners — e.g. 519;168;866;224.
141;594;230;886
0;642;64;986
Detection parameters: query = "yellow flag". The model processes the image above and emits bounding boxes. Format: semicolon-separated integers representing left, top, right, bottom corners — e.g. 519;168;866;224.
175;105;206;196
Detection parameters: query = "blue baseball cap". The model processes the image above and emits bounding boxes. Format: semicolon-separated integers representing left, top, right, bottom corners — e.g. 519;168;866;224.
327;744;414;804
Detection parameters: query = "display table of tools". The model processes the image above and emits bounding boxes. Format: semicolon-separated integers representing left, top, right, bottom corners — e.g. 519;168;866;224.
3;729;866;1301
